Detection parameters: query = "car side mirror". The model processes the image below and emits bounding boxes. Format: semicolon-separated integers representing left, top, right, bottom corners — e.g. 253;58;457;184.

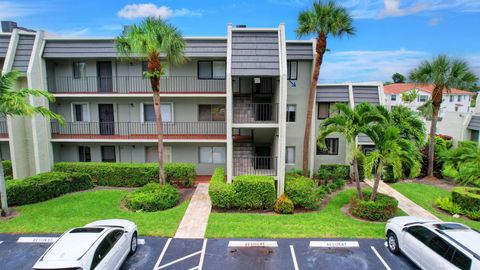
402;227;408;232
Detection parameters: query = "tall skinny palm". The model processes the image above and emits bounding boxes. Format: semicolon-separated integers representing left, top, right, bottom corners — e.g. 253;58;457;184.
0;70;63;216
409;55;477;177
317;102;377;199
115;17;186;184
363;124;421;201
296;0;355;175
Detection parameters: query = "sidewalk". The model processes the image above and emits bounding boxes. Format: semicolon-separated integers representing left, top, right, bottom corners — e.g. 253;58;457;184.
364;180;440;221
174;183;212;239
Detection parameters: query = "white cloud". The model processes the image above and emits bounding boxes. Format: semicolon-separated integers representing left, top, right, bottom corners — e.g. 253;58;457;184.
0;1;36;20
117;3;202;19
344;0;480;19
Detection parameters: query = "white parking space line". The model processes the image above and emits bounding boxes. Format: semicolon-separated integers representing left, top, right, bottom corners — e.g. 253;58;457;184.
310;241;359;248
138;239;145;245
371;246;392;270
228;241;278;247
198;239;207;270
153;238;172;270
0;241;3;244
17;237;58;243
158;251;201;269
289;245;299;270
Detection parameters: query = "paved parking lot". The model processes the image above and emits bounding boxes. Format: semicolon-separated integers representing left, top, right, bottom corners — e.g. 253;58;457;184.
0;234;418;270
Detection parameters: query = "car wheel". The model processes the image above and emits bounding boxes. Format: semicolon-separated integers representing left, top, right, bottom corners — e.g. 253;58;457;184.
129;231;138;255
387;231;400;255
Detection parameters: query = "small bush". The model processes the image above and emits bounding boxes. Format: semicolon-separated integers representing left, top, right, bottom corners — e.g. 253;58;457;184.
54;162;196;187
285;175;321;209
274;194;294;214
6;172;93;206
233;175;276;209
435;197;464;215
2;160;12;178
286;169;304;177
208;168;235;208
452;187;480;212
317;164;350;181
350;191;398;221
124;183;179;212
466;210;480;221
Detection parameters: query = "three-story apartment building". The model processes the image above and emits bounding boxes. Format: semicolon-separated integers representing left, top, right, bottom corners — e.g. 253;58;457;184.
0;22;382;195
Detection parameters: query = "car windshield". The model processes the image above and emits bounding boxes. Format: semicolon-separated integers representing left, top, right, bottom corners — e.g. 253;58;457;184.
70;227;104;233
434;223;468;230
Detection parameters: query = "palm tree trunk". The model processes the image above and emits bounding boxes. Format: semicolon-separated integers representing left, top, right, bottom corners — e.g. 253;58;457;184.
352;154;364;200
302;33;326;176
370;162;383;201
0;157;9;216
427;89;442;177
148;52;165;184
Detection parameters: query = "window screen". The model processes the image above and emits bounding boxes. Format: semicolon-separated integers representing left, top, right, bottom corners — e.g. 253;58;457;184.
286;105;296;122
78;146;91;162
317;103;330;119
101;146;116;162
286;146;295;164
198;61;212;79
287;61;298;80
73;62;86;79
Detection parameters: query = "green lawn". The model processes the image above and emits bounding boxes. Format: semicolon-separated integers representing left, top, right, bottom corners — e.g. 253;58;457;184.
0;189;188;236
206;189;401;238
391;182;480;230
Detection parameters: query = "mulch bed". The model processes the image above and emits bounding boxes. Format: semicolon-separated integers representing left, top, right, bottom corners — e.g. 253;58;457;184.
0;209;19;221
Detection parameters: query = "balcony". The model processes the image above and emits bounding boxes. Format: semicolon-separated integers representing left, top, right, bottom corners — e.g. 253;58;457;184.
233;156;277;176
0;120;8;138
233;102;278;124
47;76;226;94
51;121;226;140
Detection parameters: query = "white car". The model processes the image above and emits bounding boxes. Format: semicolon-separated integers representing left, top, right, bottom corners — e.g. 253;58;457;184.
33;219;138;270
385;216;480;270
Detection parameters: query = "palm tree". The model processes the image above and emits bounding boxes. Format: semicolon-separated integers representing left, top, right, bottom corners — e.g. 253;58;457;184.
363;124;421;201
115;17;186;184
296;0;355;175
0;70;63;216
409;55;477;177
317;102;377;199
376;105;425;146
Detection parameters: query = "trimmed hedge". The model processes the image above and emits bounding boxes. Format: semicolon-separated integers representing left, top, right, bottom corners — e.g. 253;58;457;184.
124;183;179;212
54;162;196;187
233;175;276;209
274;194;294;214
5;172;93;206
285;175;322;209
317;164;350;181
208;168;276;210
208;167;235;208
2;160;12;178
350;191;398;221
452;187;480;212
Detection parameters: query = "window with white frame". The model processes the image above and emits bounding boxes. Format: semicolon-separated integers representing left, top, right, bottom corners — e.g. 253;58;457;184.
145;146;172;163
78;146;91;162
457;95;462;102
72;103;89;122
419;95;428;102
142;103;172;122
316;138;339;155
199;146;225;164
198;61;226;79
198;104;225;121
449;95;454;102
286;146;296;164
287;61;298;80
73;62;86;78
390;95;397;101
286;104;296;122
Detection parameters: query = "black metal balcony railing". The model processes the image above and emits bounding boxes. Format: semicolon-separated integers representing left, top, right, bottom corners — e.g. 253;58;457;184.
233;156;277;176
233;103;278;123
0;120;8;138
50;121;226;140
47;76;226;94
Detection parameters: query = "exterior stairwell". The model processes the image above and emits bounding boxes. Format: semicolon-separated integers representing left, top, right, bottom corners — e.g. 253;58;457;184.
233;98;255;123
233;142;255;176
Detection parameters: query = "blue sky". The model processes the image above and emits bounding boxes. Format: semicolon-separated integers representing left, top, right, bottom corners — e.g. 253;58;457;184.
1;0;479;82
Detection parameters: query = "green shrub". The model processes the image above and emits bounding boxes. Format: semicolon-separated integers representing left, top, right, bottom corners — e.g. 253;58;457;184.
350;191;398;221
286;169;304;177
466;210;480;221
5;172;93;206
285;175;321;209
233;175;276;209
442;141;480;186
452;187;480;212
435;197;464;215
124;183;179;212
274;194;294;214
208;167;235;208
2;160;12;178
383;165;401;183
317;164;350;181
54;162;196;187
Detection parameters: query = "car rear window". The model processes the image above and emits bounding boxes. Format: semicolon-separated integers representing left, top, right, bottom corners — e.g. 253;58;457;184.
70;227;104;233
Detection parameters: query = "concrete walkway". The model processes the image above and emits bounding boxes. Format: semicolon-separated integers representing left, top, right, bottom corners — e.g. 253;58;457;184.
174;183;212;239
365;180;441;221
